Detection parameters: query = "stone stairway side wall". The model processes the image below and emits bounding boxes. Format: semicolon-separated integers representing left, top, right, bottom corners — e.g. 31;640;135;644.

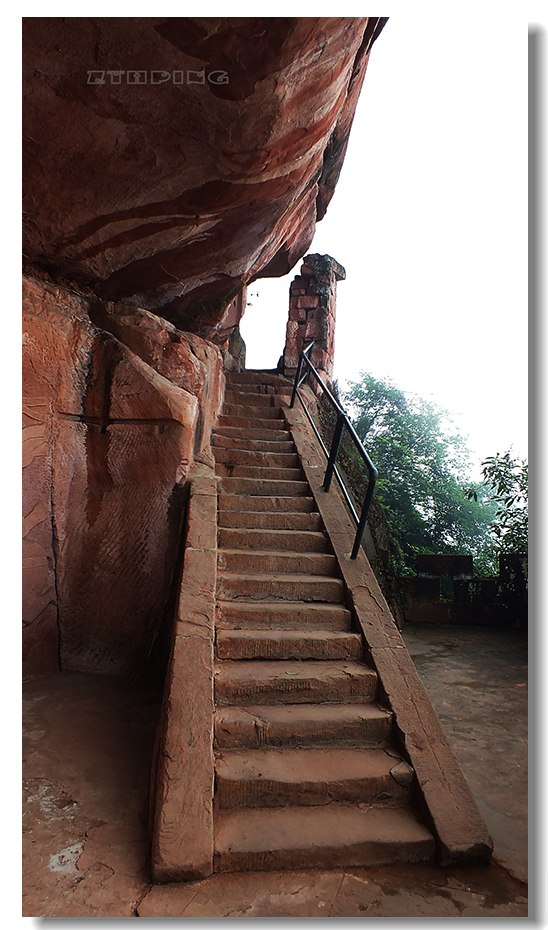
150;473;218;882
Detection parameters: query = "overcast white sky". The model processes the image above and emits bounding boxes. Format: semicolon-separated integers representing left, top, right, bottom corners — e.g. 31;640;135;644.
241;8;535;479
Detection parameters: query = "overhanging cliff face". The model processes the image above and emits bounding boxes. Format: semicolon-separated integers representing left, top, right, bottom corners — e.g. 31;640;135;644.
22;17;386;677
23;16;384;338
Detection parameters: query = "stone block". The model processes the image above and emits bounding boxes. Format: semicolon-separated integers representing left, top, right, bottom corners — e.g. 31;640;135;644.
286;320;299;340
283;350;300;371
304;320;321;339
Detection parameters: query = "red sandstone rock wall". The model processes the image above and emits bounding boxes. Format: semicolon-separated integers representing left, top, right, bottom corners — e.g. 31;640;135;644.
22;276;224;677
22;18;387;676
23;17;384;339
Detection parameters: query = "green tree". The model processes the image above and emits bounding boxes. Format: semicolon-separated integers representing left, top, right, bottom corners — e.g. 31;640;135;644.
342;372;494;571
467;451;528;558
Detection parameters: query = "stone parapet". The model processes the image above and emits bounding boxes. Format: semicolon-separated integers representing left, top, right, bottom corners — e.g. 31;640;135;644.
401;553;527;630
150;473;218;881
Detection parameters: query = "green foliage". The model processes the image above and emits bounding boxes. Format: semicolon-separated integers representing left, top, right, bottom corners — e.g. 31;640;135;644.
466;451;528;557
340;372;495;572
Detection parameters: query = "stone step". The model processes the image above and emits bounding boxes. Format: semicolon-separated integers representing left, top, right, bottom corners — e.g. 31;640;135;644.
213;447;299;468
224;391;287;408
218;527;329;552
218;549;339;577
218;510;323;531
216;600;352;631
214;747;413;809
214;804;435;872
218;416;289;433
218;494;317;514
214;660;377;705
213;434;295;454
215;703;394;749
215;424;292;442
225;382;280;394
226;370;289;387
217;573;345;602
216;629;363;661
223;404;285;420
219;477;310;497
215;464;304;481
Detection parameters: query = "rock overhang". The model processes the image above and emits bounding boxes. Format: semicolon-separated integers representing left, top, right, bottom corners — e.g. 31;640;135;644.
23;16;387;338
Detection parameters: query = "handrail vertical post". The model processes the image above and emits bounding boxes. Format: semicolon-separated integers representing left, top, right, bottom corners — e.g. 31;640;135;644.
323;412;345;491
351;473;377;559
289;353;303;409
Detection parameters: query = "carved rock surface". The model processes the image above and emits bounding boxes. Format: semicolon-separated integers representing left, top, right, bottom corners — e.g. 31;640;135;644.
23;17;385;338
22;275;224;677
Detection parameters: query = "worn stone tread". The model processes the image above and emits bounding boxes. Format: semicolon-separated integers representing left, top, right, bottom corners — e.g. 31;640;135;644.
216;629;362;660
214;804;435;871
225;370;290;387
214;746;411;808
223;404;285;419
216;600;352;630
213;435;295;453
218;511;323;531
216;464;304;481
224;392;287;408
214;702;393;748
214;659;377;705
218;549;339;576
218;494;317;513
213;447;299;467
218;527;328;550
219;477;310;496
214;425;292;441
218;572;345;602
218;416;288;432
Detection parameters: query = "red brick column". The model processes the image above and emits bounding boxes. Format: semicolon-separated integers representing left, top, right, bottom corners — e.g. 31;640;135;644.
283;253;346;385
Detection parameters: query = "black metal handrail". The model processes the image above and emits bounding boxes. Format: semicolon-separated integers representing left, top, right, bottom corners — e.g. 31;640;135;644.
290;342;378;559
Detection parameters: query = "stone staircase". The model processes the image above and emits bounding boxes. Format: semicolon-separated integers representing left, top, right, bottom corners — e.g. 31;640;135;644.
210;370;436;872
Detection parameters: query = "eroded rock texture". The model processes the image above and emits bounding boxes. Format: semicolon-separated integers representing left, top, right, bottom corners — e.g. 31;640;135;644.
23;276;224;676
23;16;385;338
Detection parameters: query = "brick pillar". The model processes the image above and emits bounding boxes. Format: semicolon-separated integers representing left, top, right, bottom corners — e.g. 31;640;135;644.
283;253;346;386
